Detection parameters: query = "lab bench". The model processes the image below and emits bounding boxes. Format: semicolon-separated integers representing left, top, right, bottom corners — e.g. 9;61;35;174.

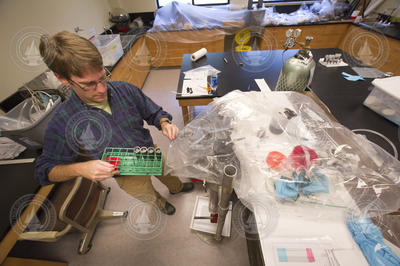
173;47;400;265
109;21;399;92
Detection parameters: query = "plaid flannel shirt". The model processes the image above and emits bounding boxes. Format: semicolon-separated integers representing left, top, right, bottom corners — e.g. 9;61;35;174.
35;81;172;186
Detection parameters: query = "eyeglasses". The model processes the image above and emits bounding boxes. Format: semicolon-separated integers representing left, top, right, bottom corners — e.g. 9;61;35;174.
68;68;111;91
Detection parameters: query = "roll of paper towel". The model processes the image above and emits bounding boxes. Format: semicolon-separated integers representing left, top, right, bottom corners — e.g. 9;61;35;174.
191;48;207;61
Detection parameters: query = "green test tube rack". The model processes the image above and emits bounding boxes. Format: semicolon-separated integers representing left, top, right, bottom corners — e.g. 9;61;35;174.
101;146;163;176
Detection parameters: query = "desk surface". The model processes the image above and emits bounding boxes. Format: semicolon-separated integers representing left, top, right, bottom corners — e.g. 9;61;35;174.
177;50;282;99
177;48;400;155
309;50;400;156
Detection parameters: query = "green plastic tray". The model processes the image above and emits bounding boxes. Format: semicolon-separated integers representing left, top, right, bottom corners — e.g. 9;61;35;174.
101;147;162;176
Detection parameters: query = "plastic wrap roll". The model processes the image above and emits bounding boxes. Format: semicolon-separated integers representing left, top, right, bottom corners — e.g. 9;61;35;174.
191;48;207;61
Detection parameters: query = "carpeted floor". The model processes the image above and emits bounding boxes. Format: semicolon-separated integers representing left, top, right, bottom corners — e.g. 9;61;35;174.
9;69;250;266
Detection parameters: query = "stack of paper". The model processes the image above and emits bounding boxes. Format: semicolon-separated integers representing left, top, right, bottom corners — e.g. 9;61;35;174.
181;65;220;97
0;137;26;160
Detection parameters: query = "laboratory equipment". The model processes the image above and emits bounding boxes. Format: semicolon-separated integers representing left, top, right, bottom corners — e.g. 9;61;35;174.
109;8;130;33
166;90;400;218
363;76;400;126
319;53;348;67
101;146;163;175
191;165;236;240
275;29;316;92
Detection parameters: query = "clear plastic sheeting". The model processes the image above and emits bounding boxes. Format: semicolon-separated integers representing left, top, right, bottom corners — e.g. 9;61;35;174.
165;105;240;185
165;91;400;218
263;3;318;26
151;1;248;32
151;1;342;32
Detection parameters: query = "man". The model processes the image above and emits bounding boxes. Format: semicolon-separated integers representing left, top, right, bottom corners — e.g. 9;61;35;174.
35;31;193;215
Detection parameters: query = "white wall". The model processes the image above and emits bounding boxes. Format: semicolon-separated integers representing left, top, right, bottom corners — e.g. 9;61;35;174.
0;0;112;103
369;0;400;16
109;0;157;13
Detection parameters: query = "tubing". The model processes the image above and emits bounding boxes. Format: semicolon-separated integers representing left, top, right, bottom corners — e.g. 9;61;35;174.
215;164;237;241
206;182;219;214
352;128;398;159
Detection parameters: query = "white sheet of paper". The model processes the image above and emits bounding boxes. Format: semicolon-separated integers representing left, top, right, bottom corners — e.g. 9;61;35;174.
255;78;271;92
181;78;208;97
184;72;208;80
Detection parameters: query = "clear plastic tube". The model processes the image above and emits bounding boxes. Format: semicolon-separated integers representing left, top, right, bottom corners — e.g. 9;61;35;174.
17;101;29;129
352;128;398;159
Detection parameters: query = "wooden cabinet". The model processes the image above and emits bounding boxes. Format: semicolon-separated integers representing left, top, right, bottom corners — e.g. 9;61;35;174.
339;24;400;76
145;30;225;67
260;23;350;50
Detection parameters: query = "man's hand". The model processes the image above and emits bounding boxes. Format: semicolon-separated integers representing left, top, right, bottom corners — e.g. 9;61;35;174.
79;160;119;181
161;122;179;141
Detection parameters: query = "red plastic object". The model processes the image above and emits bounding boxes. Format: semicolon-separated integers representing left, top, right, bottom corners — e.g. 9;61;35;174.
106;157;120;171
118;27;129;33
266;151;287;170
288;145;318;169
210;213;218;223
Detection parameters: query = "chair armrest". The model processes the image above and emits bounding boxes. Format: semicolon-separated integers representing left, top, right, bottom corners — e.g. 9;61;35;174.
18;224;72;242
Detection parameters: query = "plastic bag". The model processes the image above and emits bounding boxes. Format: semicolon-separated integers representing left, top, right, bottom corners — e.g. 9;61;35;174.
165;90;400;219
151;1;338;32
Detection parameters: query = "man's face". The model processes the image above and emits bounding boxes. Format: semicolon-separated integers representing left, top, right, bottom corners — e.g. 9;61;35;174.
62;68;108;104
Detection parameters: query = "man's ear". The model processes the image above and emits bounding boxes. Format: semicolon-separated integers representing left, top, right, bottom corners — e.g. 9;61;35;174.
54;72;70;87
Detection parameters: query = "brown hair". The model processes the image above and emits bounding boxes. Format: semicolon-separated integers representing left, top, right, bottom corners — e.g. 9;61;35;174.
39;31;103;79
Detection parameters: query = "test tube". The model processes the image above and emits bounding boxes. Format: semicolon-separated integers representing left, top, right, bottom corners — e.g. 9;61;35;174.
155;147;162;160
134;146;141;153
140;147;148;154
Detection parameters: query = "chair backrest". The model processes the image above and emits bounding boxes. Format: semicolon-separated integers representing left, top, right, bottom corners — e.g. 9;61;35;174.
18;176;121;247
59;177;102;232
